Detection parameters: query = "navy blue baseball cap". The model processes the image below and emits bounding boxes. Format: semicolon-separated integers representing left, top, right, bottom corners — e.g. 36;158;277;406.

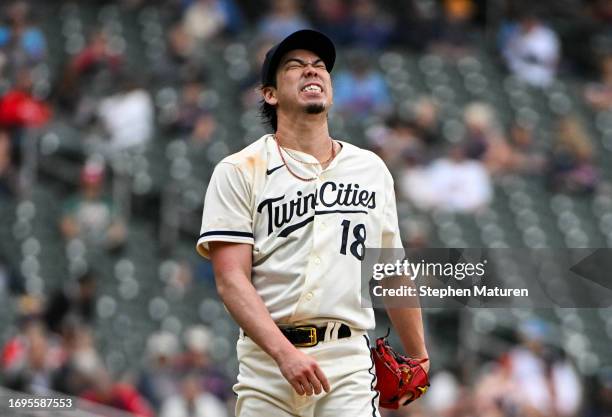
261;29;336;87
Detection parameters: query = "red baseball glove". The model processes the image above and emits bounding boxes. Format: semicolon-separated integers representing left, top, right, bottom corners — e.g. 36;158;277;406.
371;334;430;409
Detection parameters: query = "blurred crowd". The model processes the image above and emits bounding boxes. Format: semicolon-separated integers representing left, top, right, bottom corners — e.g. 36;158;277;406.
0;0;608;203
381;320;593;417
372;99;598;215
1;283;232;416
0;0;611;416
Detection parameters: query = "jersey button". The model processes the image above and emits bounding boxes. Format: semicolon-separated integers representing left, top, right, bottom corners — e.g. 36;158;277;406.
313;257;321;265
305;292;313;301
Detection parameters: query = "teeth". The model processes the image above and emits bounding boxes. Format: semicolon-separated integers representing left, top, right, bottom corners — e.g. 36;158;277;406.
302;85;321;92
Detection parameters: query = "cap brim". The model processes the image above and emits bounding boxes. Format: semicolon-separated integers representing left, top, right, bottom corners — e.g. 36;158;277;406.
262;29;336;86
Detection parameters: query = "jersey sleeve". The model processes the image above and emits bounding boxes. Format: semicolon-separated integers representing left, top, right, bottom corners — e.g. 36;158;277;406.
196;162;254;259
381;171;403;249
378;170;405;274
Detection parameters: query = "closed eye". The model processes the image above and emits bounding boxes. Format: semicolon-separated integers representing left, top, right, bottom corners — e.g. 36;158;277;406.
283;59;326;71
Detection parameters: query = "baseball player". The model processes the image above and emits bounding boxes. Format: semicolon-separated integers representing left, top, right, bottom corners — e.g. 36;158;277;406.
196;29;429;416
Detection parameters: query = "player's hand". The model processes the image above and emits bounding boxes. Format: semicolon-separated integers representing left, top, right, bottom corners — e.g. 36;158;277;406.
276;348;331;396
399;356;429;406
419;357;430;374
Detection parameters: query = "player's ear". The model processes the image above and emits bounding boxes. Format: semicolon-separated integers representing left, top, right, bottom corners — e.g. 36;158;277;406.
261;86;278;106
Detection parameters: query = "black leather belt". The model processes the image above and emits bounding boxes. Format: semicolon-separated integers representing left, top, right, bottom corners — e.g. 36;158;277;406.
244;324;352;347
280;324;351;347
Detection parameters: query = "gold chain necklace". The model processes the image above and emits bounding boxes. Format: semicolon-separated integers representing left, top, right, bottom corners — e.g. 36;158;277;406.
281;141;335;166
274;135;336;182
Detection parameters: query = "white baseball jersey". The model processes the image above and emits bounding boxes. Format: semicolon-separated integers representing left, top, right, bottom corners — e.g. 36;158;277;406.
196;134;402;330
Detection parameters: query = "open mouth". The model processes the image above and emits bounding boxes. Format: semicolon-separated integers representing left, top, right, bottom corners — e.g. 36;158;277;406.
301;83;323;94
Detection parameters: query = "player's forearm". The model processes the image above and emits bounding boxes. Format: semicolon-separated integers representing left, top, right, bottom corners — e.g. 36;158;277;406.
215;271;295;361
386;307;428;359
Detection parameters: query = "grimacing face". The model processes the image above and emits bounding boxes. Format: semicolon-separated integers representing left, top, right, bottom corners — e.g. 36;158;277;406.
263;49;333;116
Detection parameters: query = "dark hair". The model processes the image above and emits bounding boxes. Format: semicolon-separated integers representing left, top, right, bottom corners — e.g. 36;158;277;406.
259;81;277;131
